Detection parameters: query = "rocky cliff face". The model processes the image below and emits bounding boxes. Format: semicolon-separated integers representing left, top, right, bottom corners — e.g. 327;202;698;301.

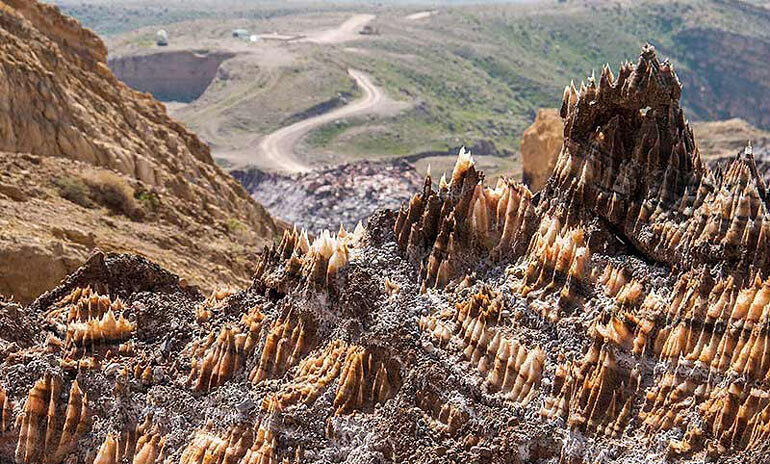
0;0;277;302
675;25;770;130
2;44;770;464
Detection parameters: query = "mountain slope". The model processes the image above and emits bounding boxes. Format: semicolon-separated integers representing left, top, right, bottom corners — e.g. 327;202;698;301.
0;0;278;302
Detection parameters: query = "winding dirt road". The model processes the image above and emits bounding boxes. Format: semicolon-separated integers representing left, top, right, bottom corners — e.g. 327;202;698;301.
258;69;385;173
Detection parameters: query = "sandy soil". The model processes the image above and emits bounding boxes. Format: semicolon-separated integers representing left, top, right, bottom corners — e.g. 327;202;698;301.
257;69;393;173
299;14;375;44
257;33;302;41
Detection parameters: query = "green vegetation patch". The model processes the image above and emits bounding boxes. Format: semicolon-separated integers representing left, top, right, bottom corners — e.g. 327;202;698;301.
305;120;353;148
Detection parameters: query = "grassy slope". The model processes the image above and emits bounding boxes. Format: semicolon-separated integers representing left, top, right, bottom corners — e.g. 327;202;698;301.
57;1;354;36
326;2;690;154
306;0;767;169
176;48;359;153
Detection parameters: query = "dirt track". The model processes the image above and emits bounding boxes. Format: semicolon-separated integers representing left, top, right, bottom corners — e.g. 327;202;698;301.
258;69;386;173
299;14;375;44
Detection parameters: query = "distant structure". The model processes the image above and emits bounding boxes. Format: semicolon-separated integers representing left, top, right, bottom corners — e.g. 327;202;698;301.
156;30;168;46
232;29;250;39
359;25;380;35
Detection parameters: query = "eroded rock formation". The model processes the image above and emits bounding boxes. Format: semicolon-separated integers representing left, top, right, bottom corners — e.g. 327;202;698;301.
519;112;770;197
1;11;769;462
14;374;89;464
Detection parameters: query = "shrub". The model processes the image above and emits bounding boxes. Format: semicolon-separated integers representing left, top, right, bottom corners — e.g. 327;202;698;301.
225;218;246;234
135;188;160;214
81;170;143;220
54;176;92;208
55;170;160;221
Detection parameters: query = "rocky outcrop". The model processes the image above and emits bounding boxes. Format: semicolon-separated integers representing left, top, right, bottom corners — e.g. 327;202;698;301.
5;33;770;464
520;110;770;194
0;0;277;302
549;44;769;273
520;108;563;191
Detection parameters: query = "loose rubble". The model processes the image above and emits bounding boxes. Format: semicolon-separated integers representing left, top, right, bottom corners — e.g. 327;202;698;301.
232;160;423;234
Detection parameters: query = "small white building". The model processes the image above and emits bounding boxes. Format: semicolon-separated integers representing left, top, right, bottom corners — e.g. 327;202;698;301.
156;29;168;46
